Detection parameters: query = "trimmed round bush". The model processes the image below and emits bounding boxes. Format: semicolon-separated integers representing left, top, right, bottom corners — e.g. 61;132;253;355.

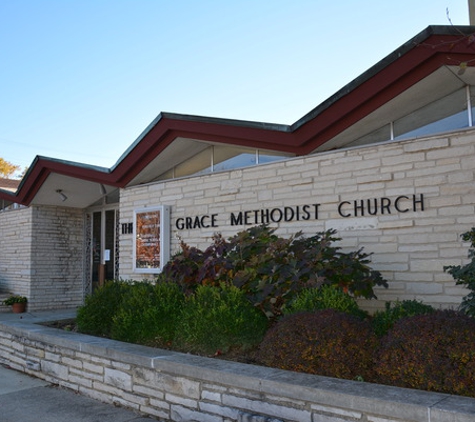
257;309;377;380
175;284;269;355
371;299;435;337
282;285;368;319
374;310;475;397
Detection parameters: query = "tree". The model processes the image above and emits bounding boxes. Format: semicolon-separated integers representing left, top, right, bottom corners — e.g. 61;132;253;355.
0;158;20;178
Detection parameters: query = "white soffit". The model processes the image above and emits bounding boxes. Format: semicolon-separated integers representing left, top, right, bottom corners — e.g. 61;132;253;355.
126;138;211;187
30;173;113;208
315;66;475;152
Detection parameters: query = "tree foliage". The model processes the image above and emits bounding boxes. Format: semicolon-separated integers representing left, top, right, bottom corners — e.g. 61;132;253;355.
0;158;21;178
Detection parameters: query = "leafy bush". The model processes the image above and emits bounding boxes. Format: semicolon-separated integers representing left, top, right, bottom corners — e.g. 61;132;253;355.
257;309;377;380
444;228;475;317
111;281;184;346
163;225;387;319
161;232;231;294
77;280;132;337
174;284;269;355
371;300;435;337
374;310;475;397
282;285;368;319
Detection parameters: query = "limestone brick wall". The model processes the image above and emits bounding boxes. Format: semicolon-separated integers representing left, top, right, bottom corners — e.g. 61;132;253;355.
30;206;85;310
0;206;85;310
119;129;475;311
1;318;474;422
0;207;33;297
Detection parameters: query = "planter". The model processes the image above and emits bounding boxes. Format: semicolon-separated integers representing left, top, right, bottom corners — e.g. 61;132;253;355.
12;302;26;313
3;295;28;313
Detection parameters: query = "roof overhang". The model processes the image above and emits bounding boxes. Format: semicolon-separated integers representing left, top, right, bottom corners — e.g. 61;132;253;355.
0;25;474;209
317;65;475;151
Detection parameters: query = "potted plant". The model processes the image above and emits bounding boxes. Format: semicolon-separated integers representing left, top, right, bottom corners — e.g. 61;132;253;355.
3;295;28;313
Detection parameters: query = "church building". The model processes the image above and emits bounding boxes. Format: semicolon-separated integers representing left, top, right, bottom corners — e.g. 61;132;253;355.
1;25;474;312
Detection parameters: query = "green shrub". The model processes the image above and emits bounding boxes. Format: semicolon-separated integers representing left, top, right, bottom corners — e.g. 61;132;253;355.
282;285;368;319
374;310;475;397
444;228;475;317
163;225;387;319
111;281;184;346
371;299;435;337
257;309;377;381
175;284;269;355
77;280;132;337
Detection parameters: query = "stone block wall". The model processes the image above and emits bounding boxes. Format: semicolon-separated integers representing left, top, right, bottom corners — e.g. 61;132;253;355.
0;317;474;422
119;129;475;312
0;207;33;298
0;206;85;311
30;206;85;310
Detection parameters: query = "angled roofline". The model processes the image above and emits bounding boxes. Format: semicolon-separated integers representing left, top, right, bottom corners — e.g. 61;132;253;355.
291;25;475;130
110;113;291;172
1;25;474;207
13;156;113;205
287;25;475;151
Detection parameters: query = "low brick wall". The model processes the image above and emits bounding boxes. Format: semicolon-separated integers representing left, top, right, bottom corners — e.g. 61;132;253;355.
0;312;474;422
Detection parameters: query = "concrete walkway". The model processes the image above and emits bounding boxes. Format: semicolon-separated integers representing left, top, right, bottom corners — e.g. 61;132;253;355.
0;309;161;422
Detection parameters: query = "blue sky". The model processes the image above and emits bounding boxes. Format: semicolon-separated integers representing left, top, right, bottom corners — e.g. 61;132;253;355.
0;1;471;172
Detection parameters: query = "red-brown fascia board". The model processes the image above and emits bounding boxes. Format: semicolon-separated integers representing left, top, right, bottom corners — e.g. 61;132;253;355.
8;26;475;204
18;157;116;205
292;26;475;132
292;32;475;152
111;116;296;185
113;26;475;183
0;189;16;203
296;52;473;152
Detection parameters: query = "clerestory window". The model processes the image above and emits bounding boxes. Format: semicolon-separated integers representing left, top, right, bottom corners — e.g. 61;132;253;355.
155;146;292;181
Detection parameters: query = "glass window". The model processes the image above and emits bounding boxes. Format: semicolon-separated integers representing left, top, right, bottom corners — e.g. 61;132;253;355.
104;210;116;280
258;150;293;164
213;145;256;172
394;88;468;140
470;85;475;126
92;212;101;284
134;206;170;273
175;147;212;178
155;168;174;181
348;124;391;147
151;145;295;182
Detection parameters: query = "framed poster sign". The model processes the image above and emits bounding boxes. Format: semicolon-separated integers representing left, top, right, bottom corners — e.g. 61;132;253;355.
133;205;170;273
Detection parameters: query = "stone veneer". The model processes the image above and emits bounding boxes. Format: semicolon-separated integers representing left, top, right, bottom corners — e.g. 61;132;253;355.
0;207;32;299
119;129;475;312
0;206;85;310
1;129;474;312
0;310;474;422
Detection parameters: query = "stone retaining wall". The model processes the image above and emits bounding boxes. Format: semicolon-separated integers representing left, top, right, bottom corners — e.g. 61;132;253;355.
0;314;474;422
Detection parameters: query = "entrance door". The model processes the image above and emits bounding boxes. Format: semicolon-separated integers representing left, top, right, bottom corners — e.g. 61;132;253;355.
91;209;118;291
